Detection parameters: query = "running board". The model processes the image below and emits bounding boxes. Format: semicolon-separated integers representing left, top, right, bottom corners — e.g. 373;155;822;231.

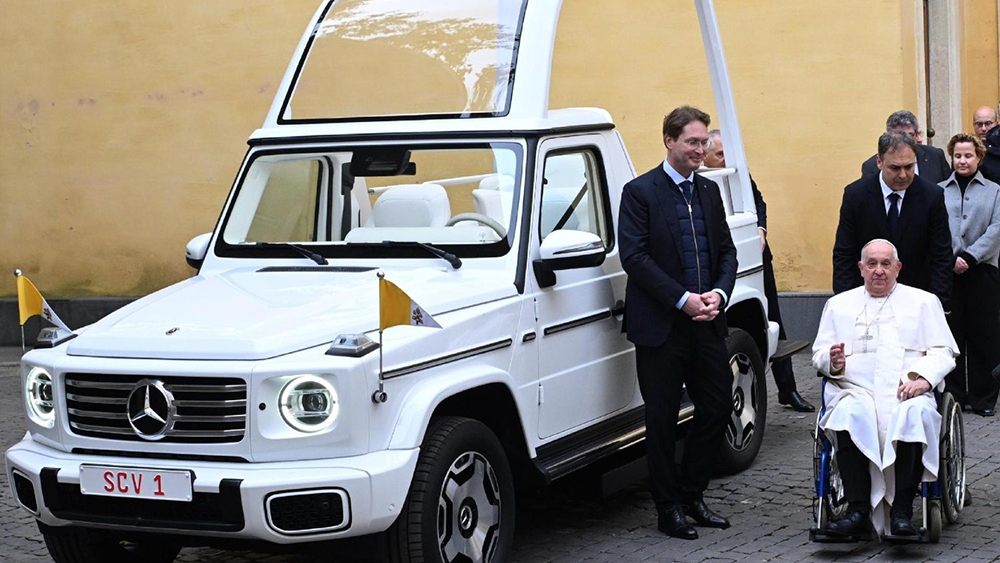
534;402;695;482
772;339;810;362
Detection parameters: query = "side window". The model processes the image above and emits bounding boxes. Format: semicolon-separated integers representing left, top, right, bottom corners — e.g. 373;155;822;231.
539;149;611;248
244;159;323;243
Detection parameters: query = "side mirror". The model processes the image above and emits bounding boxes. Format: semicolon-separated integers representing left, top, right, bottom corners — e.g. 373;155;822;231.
185;233;212;270
533;230;606;288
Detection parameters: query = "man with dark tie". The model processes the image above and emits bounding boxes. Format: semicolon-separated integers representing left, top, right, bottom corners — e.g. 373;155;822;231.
833;132;952;308
860;110;952;185
618;106;737;540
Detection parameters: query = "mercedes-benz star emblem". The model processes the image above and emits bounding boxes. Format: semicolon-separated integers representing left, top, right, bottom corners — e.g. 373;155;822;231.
126;379;175;440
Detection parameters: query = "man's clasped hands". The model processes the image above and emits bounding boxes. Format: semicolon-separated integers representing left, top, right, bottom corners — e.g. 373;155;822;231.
682;291;723;322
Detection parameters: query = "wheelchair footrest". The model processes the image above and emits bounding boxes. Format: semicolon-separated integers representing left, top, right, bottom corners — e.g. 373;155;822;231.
881;528;929;544
810;527;870;543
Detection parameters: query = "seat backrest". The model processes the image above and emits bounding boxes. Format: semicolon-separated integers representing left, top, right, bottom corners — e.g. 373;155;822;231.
472;175;514;225
366;184;451;228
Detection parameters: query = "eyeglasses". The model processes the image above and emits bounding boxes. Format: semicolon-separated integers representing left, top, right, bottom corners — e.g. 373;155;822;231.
681;138;711;149
974;120;996;129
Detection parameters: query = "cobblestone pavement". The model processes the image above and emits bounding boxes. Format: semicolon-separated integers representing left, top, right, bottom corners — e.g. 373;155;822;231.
1;348;998;562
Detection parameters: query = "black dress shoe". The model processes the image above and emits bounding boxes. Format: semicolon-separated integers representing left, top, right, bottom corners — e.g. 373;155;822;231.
658;507;698;540
890;514;917;536
683;499;731;529
975;407;995;417
778;391;815;412
824;510;871;538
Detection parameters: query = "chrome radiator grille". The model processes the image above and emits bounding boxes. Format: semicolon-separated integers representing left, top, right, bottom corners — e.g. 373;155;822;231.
64;373;247;443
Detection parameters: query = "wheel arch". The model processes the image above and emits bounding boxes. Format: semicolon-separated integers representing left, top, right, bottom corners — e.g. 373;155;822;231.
388;367;531;460
726;293;769;361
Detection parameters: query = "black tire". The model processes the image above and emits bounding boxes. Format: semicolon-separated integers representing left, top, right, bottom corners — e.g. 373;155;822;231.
717;328;767;474
39;523;181;563
939;392;966;524
927;499;943;542
381;417;515;563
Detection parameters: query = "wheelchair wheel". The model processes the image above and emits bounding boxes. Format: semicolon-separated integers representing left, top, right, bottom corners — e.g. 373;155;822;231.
939;392;966;524
812;427;847;528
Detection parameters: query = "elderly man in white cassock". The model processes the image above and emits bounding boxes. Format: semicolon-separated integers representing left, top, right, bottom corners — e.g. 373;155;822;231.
813;238;957;538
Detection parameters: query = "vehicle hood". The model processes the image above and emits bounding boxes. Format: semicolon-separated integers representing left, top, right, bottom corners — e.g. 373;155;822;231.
66;266;515;360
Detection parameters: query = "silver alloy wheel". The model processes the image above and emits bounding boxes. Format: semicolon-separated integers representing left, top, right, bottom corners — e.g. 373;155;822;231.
828;452;847;519
437;451;502;563
726;352;757;452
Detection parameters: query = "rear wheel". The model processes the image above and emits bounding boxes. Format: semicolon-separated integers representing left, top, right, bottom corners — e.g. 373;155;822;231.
717;328;767;474
812;430;847;529
939;392;966;524
382;417;515;563
39;523;181;563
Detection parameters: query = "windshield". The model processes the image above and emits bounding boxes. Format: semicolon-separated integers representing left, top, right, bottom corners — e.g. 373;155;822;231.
280;0;527;123
218;143;522;259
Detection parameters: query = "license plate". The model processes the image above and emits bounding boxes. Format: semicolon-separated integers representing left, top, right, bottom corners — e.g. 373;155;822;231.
79;465;193;502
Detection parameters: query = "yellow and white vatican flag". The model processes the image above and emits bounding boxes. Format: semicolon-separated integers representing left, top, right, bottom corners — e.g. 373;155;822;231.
379;276;441;331
16;271;71;332
372;272;440;404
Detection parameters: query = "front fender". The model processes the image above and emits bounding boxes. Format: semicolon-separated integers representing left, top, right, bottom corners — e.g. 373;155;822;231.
387;365;522;450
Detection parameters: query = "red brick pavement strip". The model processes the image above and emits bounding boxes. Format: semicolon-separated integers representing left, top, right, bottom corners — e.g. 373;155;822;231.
1;351;999;562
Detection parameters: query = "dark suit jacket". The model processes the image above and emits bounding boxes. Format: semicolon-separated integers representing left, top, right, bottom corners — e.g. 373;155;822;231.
860;144;952;185
982;125;1000;185
618;166;738;347
750;176;766;230
832;174;952;308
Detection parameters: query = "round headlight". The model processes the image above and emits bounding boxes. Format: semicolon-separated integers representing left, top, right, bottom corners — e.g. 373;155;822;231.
26;367;55;428
279;375;339;433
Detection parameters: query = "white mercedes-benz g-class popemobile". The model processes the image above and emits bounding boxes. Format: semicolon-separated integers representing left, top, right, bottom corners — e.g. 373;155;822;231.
7;1;779;562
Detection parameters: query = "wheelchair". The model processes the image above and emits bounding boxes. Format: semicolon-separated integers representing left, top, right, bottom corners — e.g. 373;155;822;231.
809;381;966;544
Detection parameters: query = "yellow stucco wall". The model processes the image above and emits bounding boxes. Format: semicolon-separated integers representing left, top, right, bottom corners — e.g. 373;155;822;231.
0;1;989;297
551;1;921;290
961;0;1000;129
0;2;320;298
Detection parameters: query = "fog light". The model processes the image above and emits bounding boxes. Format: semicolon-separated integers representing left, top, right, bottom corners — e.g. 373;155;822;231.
279;375;338;433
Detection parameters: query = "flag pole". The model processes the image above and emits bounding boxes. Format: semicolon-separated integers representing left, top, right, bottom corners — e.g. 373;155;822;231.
14;269;24;352
373;271;388;404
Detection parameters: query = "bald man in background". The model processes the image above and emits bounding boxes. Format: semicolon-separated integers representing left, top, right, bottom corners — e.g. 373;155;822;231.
977;105;1000;185
973;106;997;142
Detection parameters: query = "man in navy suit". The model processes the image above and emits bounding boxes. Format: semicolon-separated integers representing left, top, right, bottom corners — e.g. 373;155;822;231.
834;132;952;307
618;106;738;540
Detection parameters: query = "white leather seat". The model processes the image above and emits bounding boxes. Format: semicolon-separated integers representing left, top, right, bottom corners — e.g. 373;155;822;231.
472;175;514;225
365;184;451;228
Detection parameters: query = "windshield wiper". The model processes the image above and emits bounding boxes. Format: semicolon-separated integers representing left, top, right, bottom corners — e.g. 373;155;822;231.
258;243;329;265
349;241;462;270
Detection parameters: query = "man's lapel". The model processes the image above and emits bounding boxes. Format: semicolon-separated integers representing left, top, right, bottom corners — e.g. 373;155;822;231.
916;145;931;171
650;167;685;260
896;179;922;238
695;174;718;255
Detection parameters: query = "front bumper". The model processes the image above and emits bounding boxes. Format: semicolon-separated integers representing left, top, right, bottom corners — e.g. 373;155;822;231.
5;435;419;544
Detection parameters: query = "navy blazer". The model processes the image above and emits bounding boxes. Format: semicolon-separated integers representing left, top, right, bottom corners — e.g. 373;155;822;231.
618;165;738;347
832;173;952;308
